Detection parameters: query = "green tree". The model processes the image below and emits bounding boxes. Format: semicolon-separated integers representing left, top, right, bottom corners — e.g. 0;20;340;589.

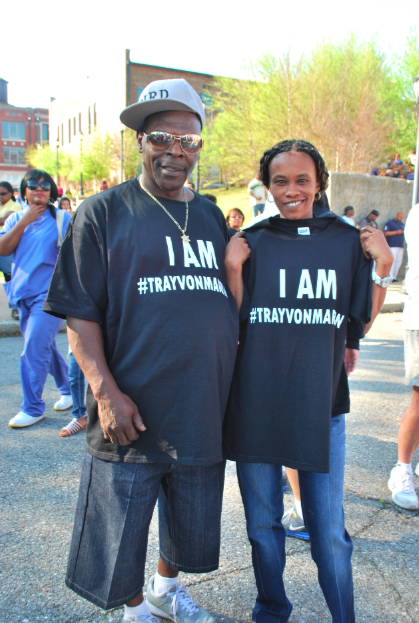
122;129;142;180
81;131;114;186
203;35;406;182
25;145;74;179
386;28;419;156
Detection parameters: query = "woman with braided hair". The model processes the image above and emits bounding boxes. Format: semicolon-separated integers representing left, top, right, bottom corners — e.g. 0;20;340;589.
0;170;72;429
223;140;393;622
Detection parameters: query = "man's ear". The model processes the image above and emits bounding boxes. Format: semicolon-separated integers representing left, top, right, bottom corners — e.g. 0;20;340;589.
137;131;144;153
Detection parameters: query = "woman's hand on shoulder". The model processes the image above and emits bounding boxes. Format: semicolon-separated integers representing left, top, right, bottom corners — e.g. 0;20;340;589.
225;231;251;273
359;226;393;271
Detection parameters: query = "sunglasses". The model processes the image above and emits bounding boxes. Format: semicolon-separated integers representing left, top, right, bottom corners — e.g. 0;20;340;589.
144;132;203;155
0;191;12;196
26;180;51;191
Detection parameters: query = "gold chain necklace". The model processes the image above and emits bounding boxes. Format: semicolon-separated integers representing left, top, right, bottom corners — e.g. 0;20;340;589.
139;176;190;243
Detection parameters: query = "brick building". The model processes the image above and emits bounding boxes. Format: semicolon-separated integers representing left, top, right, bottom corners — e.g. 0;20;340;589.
0;79;49;189
49;50;214;182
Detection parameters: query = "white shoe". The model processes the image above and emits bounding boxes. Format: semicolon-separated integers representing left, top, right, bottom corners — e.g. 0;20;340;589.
54;395;73;411
415;462;419;478
388;463;419;510
9;411;45;428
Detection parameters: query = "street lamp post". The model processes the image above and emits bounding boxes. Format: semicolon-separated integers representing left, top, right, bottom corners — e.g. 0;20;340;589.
412;76;419;210
79;131;84;196
55;138;59;184
119;124;125;184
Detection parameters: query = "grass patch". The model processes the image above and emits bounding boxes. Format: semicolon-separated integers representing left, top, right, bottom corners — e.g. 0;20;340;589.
205;187;253;225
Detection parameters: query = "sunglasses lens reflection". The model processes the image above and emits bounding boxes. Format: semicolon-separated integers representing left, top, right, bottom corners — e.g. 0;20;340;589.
180;135;202;154
148;132;174;150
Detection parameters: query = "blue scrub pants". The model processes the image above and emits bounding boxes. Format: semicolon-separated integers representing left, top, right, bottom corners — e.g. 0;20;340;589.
18;295;71;417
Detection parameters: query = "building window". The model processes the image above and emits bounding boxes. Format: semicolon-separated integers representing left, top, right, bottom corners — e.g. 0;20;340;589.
88;106;91;134
73;117;76;135
61;123;64;145
1;121;26;140
78;112;81;133
3;147;26;165
137;87;145;100
42;124;49;142
93;103;97;129
68;119;71;143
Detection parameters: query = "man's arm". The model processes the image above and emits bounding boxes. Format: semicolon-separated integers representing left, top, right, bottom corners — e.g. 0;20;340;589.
67;317;146;445
384;229;404;237
359;226;394;334
224;232;250;312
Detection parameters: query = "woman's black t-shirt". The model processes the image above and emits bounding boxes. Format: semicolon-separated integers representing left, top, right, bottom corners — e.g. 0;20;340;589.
223;215;372;473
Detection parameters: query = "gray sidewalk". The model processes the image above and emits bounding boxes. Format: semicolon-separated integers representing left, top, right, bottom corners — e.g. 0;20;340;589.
0;313;418;623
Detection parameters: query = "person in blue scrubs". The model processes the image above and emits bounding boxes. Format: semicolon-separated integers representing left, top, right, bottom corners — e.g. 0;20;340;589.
0;170;72;428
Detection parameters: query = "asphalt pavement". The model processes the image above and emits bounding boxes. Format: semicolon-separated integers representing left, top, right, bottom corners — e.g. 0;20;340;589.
0;312;418;623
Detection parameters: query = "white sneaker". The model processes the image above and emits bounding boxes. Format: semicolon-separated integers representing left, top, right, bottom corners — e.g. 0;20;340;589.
415;462;419;478
388;463;419;510
9;411;45;428
54;395;73;411
122;614;159;623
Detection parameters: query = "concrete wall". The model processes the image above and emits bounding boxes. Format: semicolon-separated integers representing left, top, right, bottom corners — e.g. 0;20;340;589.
327;172;413;228
327;172;414;279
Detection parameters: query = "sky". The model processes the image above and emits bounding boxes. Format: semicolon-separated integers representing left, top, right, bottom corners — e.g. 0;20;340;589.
2;0;419;109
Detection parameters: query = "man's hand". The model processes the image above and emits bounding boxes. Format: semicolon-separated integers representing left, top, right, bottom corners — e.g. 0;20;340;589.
360;226;393;268
225;231;250;270
97;387;146;446
344;348;359;376
224;232;250;313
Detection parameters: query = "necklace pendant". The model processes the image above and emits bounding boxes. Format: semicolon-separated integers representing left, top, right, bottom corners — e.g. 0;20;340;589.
181;233;190;243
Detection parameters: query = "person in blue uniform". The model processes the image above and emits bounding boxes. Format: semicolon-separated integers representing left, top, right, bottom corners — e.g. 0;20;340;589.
0;170;72;428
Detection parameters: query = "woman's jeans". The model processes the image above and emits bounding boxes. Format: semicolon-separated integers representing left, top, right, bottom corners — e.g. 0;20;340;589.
236;414;354;623
68;352;86;419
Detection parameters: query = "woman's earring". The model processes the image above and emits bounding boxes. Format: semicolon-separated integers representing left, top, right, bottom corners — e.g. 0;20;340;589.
268;193;274;203
48;199;55;206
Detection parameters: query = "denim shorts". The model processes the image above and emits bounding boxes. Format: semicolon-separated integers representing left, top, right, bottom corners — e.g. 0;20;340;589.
66;453;226;609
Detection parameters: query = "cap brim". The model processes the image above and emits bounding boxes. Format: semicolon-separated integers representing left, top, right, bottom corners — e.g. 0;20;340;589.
120;99;203;131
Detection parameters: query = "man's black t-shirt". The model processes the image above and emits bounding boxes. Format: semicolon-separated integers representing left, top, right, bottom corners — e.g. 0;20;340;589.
44;178;239;465
223;215;372;473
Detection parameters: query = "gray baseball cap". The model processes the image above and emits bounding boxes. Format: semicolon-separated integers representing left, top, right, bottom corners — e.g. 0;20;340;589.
120;79;205;131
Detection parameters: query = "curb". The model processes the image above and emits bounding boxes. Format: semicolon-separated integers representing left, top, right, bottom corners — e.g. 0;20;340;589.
380;302;404;313
0;320;67;337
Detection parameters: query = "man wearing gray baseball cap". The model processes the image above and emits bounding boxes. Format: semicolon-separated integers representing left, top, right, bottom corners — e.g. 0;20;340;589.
44;79;240;623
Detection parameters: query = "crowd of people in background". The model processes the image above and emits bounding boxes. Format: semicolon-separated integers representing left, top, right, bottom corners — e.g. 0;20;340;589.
370;150;416;179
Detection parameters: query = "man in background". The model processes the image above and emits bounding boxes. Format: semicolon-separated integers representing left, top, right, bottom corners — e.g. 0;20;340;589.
358;209;379;229
99;180;108;192
384;211;405;281
248;171;267;218
341;206;355;226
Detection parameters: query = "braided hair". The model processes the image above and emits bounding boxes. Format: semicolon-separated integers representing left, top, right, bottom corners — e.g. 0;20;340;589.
259;139;329;201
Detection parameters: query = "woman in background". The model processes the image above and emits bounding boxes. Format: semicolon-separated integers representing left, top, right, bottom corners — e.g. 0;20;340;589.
226;208;245;233
0;170;73;429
